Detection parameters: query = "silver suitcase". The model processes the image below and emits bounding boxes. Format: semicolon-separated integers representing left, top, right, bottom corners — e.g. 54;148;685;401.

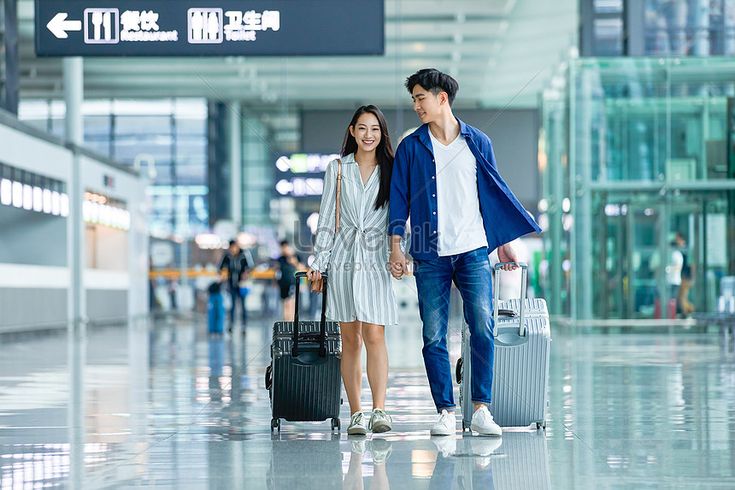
452;432;551;489
457;263;551;430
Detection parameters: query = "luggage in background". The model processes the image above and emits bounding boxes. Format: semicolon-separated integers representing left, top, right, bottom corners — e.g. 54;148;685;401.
207;281;225;335
265;271;342;432
457;263;551;430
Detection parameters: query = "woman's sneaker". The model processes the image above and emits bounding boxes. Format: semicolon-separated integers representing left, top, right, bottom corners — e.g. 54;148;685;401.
369;439;393;464
430;409;457;436
347;411;368;436
351;439;367;455
368;409;392;433
470;405;502;436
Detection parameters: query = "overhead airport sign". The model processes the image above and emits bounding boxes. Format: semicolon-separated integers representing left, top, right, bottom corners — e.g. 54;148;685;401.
35;1;384;57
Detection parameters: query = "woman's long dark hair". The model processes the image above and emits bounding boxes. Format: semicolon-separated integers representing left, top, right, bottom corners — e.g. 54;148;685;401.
340;105;394;210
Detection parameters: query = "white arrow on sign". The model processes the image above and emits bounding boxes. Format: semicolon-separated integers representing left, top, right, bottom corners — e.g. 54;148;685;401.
47;12;82;39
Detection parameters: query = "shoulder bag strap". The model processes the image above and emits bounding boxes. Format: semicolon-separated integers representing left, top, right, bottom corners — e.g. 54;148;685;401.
335;158;342;233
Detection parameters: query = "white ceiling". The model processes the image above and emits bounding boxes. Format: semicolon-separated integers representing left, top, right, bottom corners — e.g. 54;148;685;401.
17;0;577;109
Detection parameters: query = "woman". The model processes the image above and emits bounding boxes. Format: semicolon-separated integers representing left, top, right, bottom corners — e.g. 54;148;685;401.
308;105;398;435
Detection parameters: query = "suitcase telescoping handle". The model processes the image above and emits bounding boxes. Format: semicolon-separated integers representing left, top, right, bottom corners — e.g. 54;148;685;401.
292;271;329;358
492;262;528;337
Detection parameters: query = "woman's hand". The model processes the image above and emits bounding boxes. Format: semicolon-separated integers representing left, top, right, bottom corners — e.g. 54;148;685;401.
389;249;408;279
307;269;323;292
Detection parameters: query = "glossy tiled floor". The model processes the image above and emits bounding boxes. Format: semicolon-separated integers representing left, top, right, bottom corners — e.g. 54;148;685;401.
1;311;735;489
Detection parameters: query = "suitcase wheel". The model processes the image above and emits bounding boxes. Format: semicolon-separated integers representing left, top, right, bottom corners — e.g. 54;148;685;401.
455;358;463;384
271;418;280;432
331;418;341;431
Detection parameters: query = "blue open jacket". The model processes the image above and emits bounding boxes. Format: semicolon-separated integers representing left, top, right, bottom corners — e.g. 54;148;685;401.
388;119;541;259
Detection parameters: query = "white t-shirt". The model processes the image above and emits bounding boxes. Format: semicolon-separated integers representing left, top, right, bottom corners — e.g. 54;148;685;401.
429;130;488;256
667;249;683;286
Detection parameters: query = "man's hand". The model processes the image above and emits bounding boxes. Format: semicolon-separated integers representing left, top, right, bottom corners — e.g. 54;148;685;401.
497;243;519;271
389;249;408;279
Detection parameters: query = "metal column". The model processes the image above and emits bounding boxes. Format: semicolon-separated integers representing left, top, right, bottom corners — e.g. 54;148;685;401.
1;0;19;114
65;57;85;324
571;59;594;320
550;107;564;315
63;56;86;489
228;101;242;225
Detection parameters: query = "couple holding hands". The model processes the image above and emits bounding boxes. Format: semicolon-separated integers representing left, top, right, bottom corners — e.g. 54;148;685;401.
306;68;540;437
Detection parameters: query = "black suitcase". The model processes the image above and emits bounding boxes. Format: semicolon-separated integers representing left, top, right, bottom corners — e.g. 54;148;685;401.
265;271;342;432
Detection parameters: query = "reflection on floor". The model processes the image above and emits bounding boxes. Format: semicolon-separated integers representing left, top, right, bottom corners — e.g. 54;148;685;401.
1;313;734;489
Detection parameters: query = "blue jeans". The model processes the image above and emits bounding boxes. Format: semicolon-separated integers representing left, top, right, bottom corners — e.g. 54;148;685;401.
414;247;494;412
229;287;247;325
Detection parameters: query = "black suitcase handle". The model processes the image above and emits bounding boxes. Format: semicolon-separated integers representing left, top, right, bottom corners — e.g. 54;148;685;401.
292;271;329;358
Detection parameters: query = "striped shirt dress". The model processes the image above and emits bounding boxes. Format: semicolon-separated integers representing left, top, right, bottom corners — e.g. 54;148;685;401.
311;153;399;326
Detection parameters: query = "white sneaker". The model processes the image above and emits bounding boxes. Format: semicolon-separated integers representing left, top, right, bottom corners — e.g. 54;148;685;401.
470;405;502;436
470;437;502;456
432;437;457;457
351;439;367;455
369;409;392;433
369;438;393;464
347;411;368;436
430;409;457;436
470;438;502;469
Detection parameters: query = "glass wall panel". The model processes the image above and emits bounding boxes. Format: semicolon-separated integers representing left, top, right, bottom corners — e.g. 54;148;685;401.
18;98;209;238
644;0;735;56
541;57;735;319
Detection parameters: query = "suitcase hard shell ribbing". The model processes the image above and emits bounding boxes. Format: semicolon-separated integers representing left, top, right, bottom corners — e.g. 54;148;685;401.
451;433;551;489
457;263;551;430
266;271;342;432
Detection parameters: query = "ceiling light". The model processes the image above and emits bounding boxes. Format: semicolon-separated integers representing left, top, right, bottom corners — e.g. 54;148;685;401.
60;193;69;217
33;187;43;212
43;189;52;213
51;191;61;215
12;181;22;208
23;184;33;210
1;179;11;206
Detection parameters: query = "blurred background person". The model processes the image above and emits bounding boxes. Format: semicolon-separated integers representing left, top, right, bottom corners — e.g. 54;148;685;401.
675;231;694;317
219;239;253;333
277;239;305;321
666;236;684;319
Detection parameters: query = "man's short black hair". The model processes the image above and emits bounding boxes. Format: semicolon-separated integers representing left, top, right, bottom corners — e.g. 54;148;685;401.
279;239;289;247
229;239;237;247
405;68;459;105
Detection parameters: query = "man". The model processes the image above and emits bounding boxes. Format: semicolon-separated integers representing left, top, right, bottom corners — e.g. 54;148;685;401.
219;239;253;332
277;240;305;321
666;236;683;315
674;231;694;316
388;69;541;437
